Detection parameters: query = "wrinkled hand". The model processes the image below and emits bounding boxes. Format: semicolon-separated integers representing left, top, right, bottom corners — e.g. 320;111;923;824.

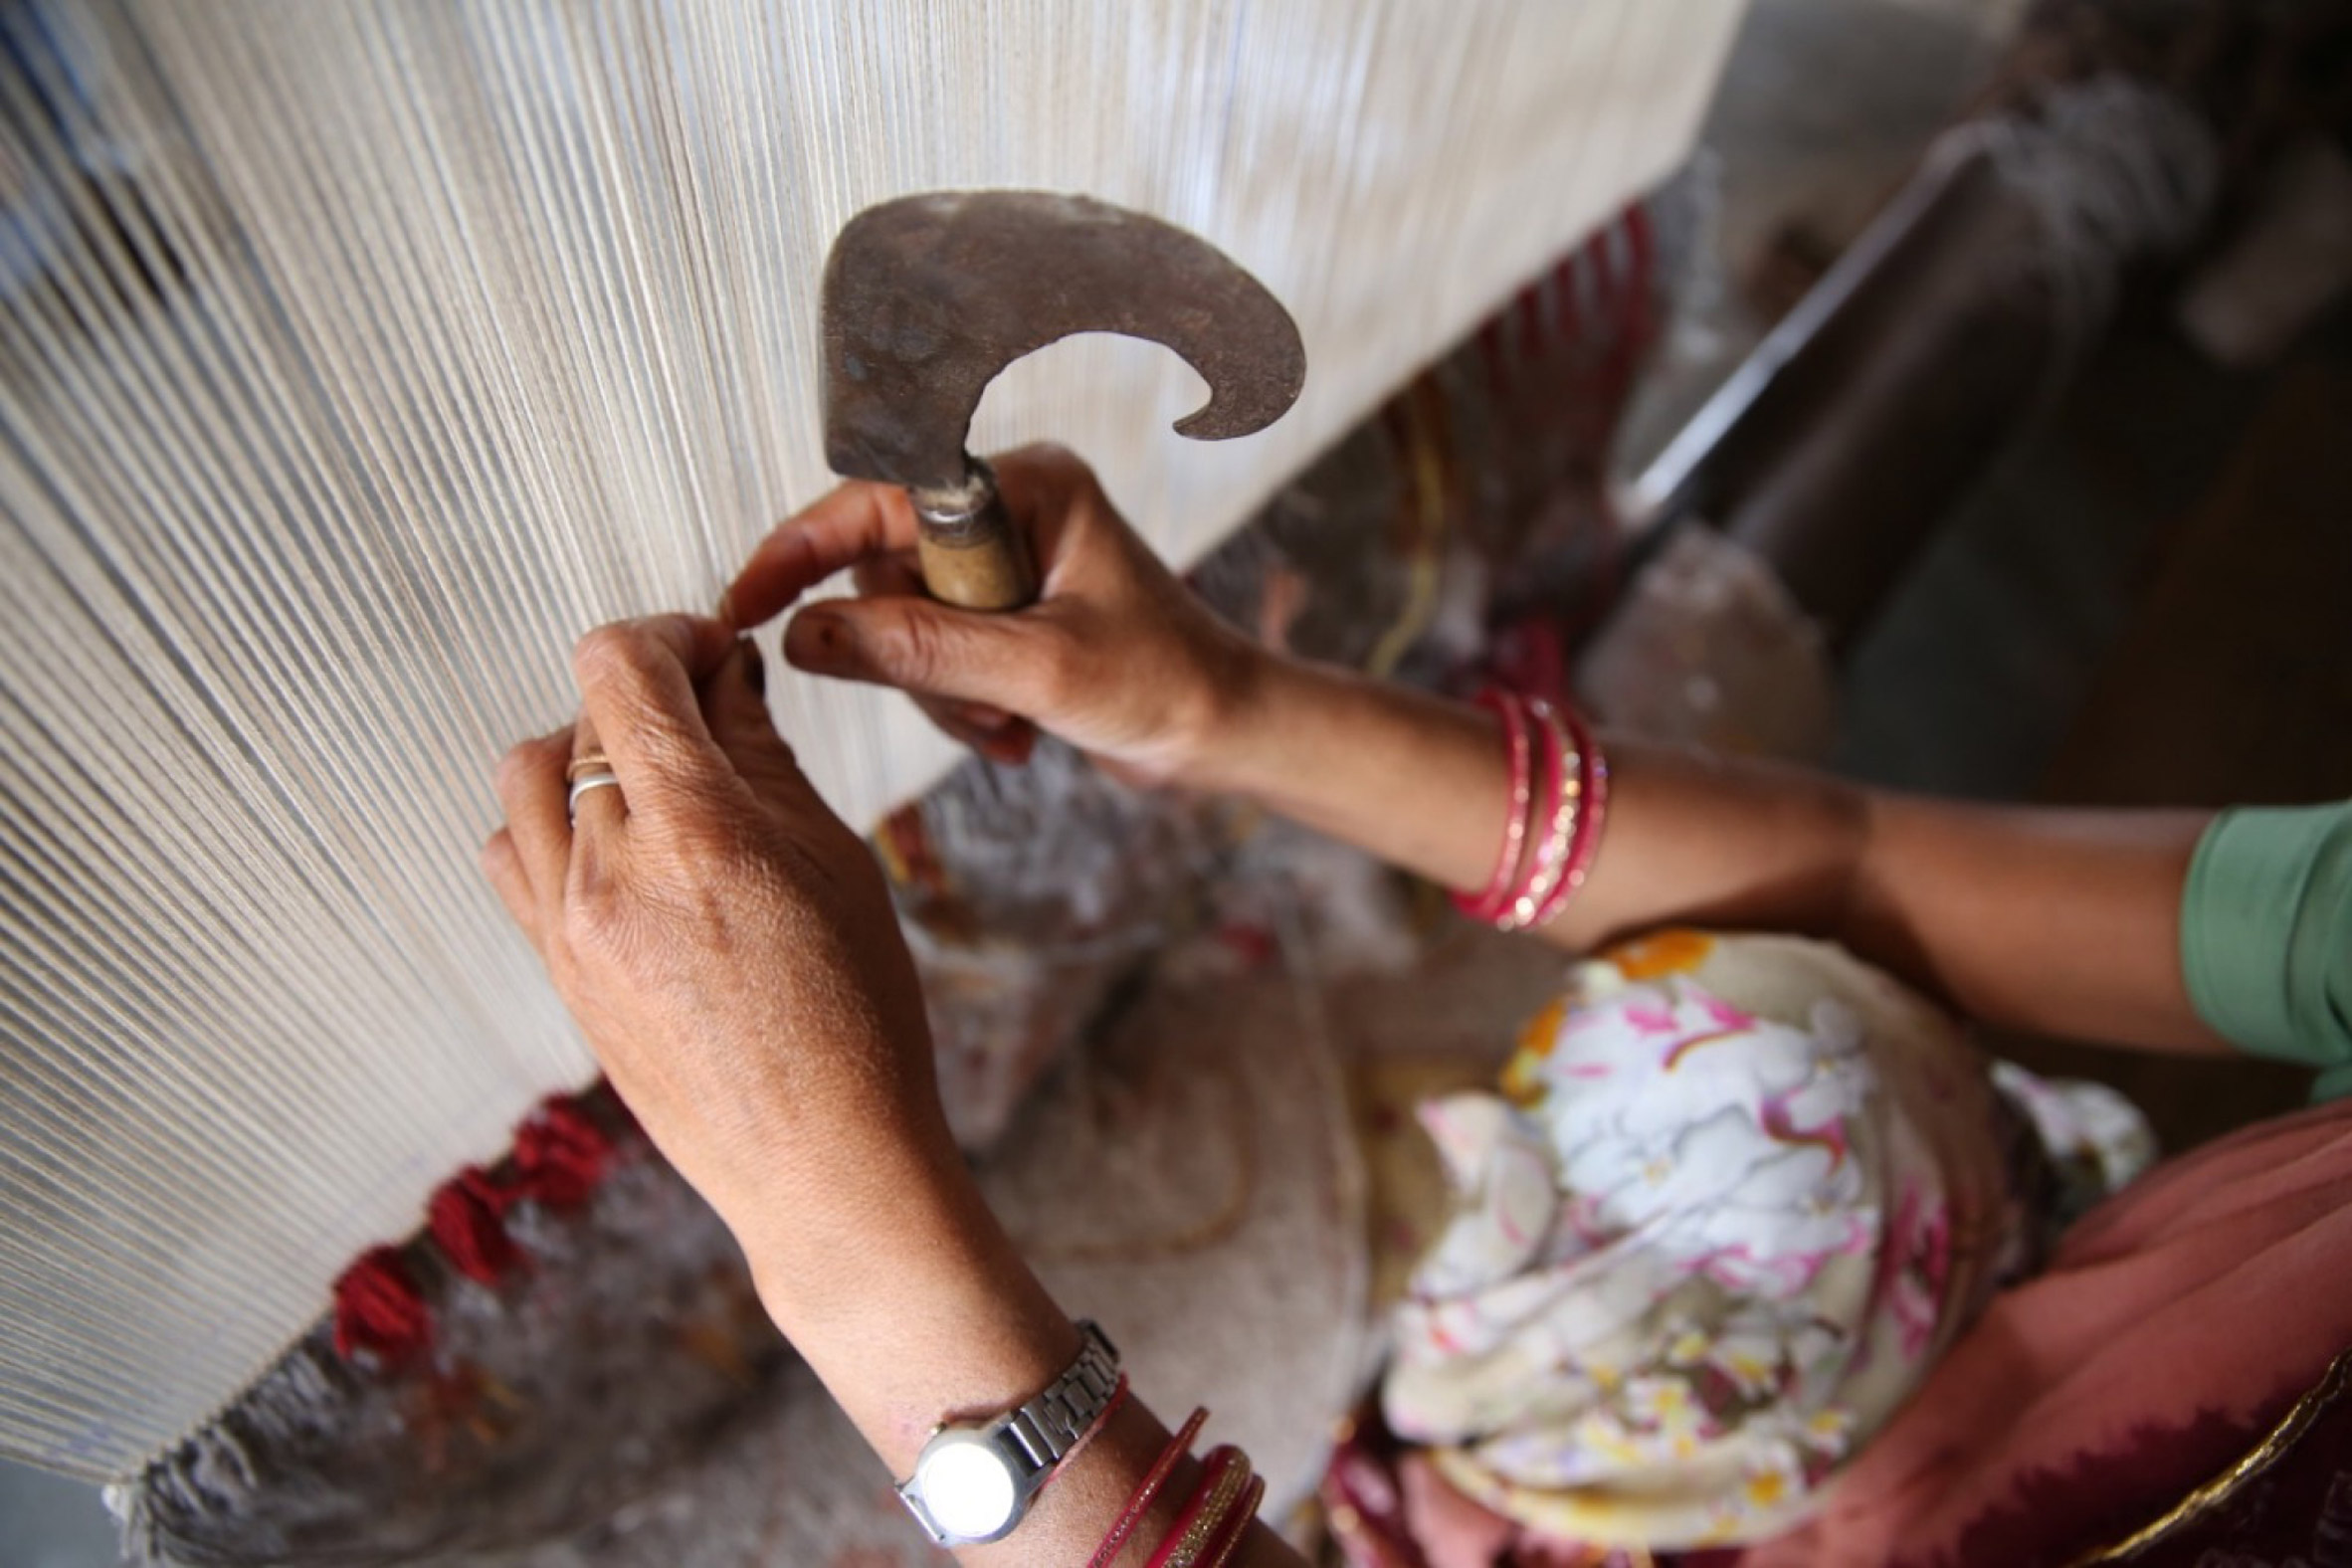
722;444;1264;786
480;616;950;1304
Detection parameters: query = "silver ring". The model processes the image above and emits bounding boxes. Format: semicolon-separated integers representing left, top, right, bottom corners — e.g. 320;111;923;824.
566;771;622;819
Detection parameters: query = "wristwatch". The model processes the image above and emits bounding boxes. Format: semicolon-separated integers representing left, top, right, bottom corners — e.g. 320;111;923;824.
896;1319;1122;1546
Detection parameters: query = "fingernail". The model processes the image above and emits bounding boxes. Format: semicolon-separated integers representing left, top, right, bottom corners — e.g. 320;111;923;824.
787;610;851;669
714;589;736;629
738;638;766;695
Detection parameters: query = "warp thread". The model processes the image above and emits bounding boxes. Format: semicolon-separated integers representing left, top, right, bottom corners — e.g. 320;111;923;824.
330;1089;632;1370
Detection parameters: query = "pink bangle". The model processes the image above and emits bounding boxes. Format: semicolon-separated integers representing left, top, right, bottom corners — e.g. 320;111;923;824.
1530;707;1609;927
1193;1471;1266;1568
1146;1447;1252;1568
1452;688;1531;921
1086;1407;1208;1568
1499;698;1581;931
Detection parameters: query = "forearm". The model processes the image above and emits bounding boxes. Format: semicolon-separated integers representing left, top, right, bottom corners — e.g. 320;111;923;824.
1192;654;1871;955
742;1140;1303;1568
1844;795;2225;1054
1189;655;1508;899
738;1132;1080;1473
1191;651;2228;1053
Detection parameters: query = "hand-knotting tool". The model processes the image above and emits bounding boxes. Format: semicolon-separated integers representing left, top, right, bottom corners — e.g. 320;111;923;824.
820;189;1307;610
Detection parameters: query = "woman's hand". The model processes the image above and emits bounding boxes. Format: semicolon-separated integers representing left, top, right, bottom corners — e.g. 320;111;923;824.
480;616;955;1319
482;614;1112;1480
721;443;1265;787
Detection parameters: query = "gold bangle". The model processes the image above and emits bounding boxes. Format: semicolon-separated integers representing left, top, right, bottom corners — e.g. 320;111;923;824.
1154;1447;1255;1568
1194;1472;1265;1568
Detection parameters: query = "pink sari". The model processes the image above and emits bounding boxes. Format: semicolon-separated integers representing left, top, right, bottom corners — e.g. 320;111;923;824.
1745;1096;2352;1568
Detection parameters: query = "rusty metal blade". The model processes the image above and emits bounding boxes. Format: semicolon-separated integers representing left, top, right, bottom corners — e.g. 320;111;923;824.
821;190;1306;491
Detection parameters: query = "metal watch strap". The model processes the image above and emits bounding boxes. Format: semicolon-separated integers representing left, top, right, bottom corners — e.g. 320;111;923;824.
1002;1319;1120;1471
895;1319;1121;1545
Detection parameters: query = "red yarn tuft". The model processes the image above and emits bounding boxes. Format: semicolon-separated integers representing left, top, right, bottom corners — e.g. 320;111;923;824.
507;1093;618;1210
427;1165;522;1284
331;1246;431;1366
327;1090;636;1370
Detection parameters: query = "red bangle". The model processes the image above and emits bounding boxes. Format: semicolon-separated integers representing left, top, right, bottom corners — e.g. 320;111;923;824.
1193;1471;1266;1568
1454;686;1608;933
1146;1446;1251;1568
1499;696;1578;930
1453;688;1531;921
1085;1407;1207;1568
1530;705;1608;927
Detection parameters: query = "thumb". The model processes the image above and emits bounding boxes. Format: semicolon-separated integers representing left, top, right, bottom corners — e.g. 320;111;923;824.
784;596;1069;718
701;638;805;780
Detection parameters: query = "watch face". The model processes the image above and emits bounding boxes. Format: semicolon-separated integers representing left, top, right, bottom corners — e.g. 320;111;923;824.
914;1433;1019;1541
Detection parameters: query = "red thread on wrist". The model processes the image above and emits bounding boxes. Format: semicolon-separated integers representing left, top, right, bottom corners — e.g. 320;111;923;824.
1087;1406;1207;1568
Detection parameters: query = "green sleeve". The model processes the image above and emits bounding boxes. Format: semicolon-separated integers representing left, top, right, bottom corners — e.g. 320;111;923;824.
2181;801;2352;1101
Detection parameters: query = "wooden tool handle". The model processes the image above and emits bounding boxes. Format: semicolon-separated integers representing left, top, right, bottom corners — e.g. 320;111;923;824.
909;461;1040;612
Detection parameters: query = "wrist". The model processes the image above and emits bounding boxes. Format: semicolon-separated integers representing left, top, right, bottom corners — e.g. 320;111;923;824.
739;1144;1080;1472
1168;635;1295;797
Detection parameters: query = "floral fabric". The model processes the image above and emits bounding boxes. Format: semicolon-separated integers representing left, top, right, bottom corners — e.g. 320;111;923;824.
1380;931;2142;1551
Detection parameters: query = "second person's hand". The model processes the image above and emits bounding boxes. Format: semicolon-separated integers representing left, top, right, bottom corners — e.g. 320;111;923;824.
721;444;1266;787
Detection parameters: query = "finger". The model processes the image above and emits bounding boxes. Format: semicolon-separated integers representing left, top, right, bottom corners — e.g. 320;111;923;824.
851;549;924;602
985;443;1100;582
850;554;1024;740
912;692;1039;765
479;829;541;947
851;554;1025;745
724;445;1102;631
699;636;818;804
781;590;1078;718
492;728;574;926
842;564;1035;761
988;726;1040;766
723;482;921;630
970;716;1039;766
570;616;740;814
565;710;627;836
947;697;1017;732
917;691;1021;741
